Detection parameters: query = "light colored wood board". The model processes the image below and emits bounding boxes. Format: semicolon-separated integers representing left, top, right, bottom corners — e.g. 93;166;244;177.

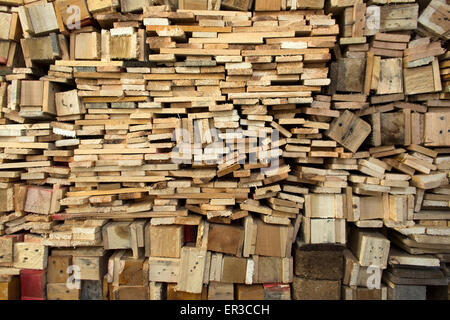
326;110;371;153
13;242;48;270
377;58;403;95
149;225;184;258
176;247;207;294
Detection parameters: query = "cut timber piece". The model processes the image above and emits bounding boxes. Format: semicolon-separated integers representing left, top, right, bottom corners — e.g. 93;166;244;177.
54;0;91;29
243;215;257;258
178;0;208;9
0;188;14;212
176;247;207;294
167;283;207;300
13;243;48;270
149;225;184;258
0;276;20;300
380;112;405;146
26;2;59;35
386;280;426;300
380;4;418;32
389;194;409;222
357;196;385;220
377;58;403;95
418;0;450;41
55;90;84;117
47;283;80;300
74;32;101;60
86;0;119;13
263;283;291;300
255;0;281;11
404;64;438;95
73;256;107;281
301;218;346;245
388;248;440;267
20;80;43;107
254;256;292;284
365;6;381;36
311;219;345;245
207;282;233;300
118;256;145;286
424;112;450;147
305;194;344;218
326;110;371;153
114;286;149;300
207;223;244;256
20;80;62;114
374;33;410;43
411;173;448;190
294;243;344;280
240;199;272;215
149;53;175;62
254;219;292;258
297;0;324;9
20;269;46;300
293;277;341;300
343;249;360;287
343;286;387;300
148;257;179;283
24;186;64;215
349;228;390;269
109;30;139;60
102;222;131;250
47;256;72;283
337;58;365;93
236;284;265;300
149;282;163;301
0;237;14;265
221;256;247;284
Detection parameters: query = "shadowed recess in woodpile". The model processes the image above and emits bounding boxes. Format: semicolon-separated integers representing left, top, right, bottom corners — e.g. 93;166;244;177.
0;0;449;301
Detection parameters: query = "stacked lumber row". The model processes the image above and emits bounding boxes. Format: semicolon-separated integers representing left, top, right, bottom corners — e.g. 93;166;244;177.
324;0;450;300
0;0;85;300
0;2;338;300
0;81;68;238
66;8;337;300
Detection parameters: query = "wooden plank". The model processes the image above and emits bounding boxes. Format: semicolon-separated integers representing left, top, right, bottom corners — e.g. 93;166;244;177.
326;110;371;153
176;247;207;294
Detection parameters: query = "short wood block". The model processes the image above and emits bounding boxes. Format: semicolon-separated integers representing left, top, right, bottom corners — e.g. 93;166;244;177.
72;255;108;281
115;285;149;300
207;282;234;300
235;284;265;300
149;225;184;258
207;223;244;256
254;219;292;258
221;256;247;284
0;276;20;300
47;255;72;283
47;283;80;300
263;283;291;300
148;257;179;283
294;243;344;280
293;277;341;300
13;243;48;270
81;280;104;300
386;281;426;300
167;283;207;300
343;285;387;300
118;257;145;286
20;269;46;300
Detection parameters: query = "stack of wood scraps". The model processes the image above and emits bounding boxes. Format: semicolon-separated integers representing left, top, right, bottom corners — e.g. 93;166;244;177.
0;0;449;301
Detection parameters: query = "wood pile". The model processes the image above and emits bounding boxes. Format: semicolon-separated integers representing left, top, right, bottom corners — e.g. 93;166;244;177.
0;0;449;301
